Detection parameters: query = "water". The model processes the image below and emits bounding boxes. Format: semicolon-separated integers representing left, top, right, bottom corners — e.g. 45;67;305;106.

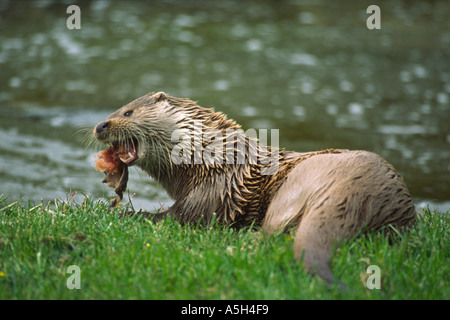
0;0;449;212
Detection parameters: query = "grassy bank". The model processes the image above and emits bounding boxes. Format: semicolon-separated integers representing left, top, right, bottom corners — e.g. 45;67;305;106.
0;195;448;300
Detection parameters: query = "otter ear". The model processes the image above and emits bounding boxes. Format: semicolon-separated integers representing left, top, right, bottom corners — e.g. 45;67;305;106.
152;91;168;102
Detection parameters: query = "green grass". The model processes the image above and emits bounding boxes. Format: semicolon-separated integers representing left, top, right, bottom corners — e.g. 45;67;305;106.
0;195;448;299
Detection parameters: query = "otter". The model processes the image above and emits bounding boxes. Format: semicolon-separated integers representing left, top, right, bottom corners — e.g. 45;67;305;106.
92;91;416;286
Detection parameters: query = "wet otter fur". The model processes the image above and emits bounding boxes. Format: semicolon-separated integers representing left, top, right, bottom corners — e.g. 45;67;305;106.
93;91;417;286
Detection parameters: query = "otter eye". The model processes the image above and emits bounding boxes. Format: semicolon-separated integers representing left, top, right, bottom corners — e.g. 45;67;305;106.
124;110;133;117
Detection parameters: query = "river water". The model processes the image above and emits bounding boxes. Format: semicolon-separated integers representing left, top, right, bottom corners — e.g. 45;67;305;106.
0;0;449;212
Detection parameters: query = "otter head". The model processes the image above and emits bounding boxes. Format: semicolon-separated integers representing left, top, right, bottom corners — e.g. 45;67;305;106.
93;91;188;170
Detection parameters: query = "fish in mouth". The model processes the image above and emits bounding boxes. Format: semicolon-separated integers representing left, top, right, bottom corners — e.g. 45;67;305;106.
94;140;139;207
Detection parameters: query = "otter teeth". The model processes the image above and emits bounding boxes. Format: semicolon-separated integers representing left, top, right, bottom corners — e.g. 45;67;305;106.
119;152;136;164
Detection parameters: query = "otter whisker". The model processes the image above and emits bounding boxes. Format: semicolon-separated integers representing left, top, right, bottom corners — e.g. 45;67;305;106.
79;129;102;151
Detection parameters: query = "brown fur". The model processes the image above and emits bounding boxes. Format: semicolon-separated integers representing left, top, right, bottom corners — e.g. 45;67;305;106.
93;92;417;285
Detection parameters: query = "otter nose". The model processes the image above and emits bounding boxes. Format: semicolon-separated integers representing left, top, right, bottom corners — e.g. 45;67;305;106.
95;121;110;134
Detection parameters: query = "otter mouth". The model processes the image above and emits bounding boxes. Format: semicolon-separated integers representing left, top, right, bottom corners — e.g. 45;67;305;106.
100;139;139;166
94;139;139;208
114;140;139;165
